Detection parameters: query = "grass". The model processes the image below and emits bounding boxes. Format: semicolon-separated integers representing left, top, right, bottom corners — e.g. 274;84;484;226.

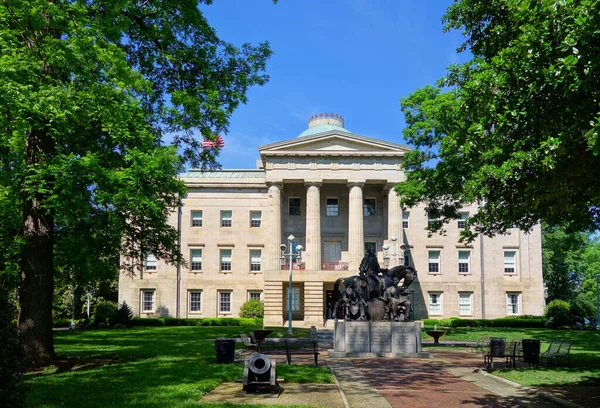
423;326;600;387
25;326;332;408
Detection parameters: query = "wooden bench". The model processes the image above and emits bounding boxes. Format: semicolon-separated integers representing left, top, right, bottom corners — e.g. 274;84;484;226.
283;338;320;366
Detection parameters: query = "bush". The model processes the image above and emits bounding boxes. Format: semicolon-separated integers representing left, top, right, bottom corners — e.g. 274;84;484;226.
570;293;597;323
52;318;73;328
130;317;261;327
115;301;133;327
92;301;118;327
421;315;545;328
239;300;264;318
545;299;572;327
113;324;126;329
0;285;27;408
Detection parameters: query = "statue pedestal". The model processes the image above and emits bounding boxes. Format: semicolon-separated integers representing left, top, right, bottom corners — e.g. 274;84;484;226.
330;321;432;358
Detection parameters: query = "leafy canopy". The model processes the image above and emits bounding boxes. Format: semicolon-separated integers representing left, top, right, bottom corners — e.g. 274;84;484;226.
397;0;600;241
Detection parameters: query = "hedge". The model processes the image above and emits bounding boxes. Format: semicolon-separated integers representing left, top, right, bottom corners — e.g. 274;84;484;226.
130;317;263;327
421;316;545;328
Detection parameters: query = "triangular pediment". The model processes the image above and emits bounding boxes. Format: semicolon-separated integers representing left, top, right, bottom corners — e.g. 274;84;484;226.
259;131;409;155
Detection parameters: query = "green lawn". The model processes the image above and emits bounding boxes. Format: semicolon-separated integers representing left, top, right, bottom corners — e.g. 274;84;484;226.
424;326;600;387
25;326;332;408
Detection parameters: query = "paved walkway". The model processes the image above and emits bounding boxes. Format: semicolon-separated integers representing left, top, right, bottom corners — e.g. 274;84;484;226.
328;354;565;408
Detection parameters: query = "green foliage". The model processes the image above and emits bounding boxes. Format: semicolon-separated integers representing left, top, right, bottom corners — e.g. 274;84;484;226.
397;0;600;241
130;317;262;327
422;316;545;328
0;0;272;361
546;299;572;327
92;301;118;327
0;284;27;408
115;301;134;327
570;292;597;323
239;299;264;318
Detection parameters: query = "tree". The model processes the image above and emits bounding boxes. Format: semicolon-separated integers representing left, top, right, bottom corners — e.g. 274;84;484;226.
0;0;271;364
542;224;587;302
397;0;600;241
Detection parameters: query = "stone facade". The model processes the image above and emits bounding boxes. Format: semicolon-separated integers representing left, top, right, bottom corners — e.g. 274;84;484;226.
118;115;546;326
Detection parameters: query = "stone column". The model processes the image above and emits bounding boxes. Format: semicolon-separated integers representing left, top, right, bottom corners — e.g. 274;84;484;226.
348;182;365;272
263;281;284;326
304;282;324;328
267;183;282;272
305;183;322;271
387;184;403;267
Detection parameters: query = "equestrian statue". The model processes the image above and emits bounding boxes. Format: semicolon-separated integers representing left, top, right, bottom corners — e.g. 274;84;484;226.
332;250;417;322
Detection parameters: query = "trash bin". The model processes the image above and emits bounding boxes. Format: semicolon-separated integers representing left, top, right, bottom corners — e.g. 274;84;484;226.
215;339;236;364
522;339;540;366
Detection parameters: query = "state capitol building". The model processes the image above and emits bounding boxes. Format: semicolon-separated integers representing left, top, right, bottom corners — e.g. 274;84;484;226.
119;114;545;327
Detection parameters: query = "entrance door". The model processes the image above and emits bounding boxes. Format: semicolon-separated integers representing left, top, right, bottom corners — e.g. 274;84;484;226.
323;241;342;262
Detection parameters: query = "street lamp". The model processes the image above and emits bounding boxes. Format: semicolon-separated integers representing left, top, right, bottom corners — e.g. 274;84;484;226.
280;234;303;335
69;285;76;330
382;236;405;268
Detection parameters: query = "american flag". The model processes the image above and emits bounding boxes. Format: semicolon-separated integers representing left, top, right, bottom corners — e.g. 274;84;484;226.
202;135;225;149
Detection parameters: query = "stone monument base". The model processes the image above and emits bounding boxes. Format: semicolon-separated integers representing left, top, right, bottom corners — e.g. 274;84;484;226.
330;321;432;358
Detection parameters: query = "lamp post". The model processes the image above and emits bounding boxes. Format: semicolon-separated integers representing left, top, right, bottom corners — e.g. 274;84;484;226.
280;234;303;335
382;236;405;268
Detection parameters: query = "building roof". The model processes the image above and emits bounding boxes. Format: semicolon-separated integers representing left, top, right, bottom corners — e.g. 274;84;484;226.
180;170;264;178
297;123;351;138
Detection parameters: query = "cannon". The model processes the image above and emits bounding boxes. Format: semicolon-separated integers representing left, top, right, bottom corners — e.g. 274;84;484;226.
242;353;281;394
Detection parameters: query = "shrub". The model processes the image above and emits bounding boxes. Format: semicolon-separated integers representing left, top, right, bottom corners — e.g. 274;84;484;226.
0;285;27;408
545;299;571;327
113;324;126;329
239;300;264;318
420;316;545;328
570;293;597;323
52;318;73;328
130;317;261;327
115;301;134;327
92;301;118;327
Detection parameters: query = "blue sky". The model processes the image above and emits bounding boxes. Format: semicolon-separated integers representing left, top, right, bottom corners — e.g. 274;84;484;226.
200;0;468;169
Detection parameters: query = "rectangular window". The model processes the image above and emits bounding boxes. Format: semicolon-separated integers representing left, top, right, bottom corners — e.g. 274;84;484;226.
428;214;439;228
141;290;155;312
191;210;203;227
286;287;301;312
428;251;440;273
189;291;202;312
402;212;409;229
323;241;342;263
459;292;472;315
250;211;262;228
250;250;262;272
504;251;516;274
458;251;470;274
507;292;521;315
190;249;202;271
220;249;232;271
364;241;377;255
219;292;231;313
458;212;468;229
428;292;442;315
326;198;339;216
248;291;262;301
289;198;301;216
220;210;232;227
364;198;376;216
404;251;411;267
145;253;157;271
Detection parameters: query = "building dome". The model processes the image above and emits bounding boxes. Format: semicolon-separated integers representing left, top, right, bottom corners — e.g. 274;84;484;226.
298;113;350;137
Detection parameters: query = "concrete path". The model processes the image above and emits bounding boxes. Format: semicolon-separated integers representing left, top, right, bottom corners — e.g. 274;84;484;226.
327;358;392;408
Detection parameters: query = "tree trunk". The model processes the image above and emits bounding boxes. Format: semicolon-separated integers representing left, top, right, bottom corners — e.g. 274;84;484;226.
18;128;55;364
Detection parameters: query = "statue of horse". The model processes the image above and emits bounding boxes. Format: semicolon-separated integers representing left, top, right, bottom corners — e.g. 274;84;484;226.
332;250;418;321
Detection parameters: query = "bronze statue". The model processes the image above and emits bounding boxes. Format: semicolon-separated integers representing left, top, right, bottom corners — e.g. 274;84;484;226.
383;277;411;321
333;250;417;321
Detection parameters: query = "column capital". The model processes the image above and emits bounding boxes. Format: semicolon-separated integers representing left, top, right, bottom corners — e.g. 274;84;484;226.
385;182;399;191
267;182;283;190
347;182;365;189
304;181;322;188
